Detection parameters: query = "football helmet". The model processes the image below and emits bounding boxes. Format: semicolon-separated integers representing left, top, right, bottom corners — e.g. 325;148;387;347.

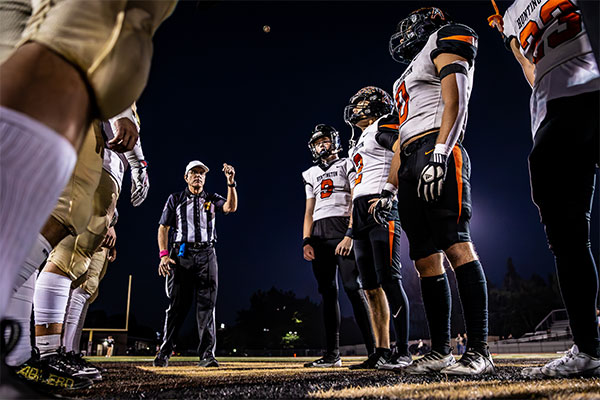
344;86;394;126
308;124;342;162
389;7;451;64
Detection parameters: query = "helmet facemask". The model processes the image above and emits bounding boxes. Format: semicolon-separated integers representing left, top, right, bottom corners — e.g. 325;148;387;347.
389;7;450;64
344;87;394;127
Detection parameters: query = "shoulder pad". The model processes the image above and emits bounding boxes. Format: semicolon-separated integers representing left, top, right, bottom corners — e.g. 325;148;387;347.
377;113;400;133
430;24;478;65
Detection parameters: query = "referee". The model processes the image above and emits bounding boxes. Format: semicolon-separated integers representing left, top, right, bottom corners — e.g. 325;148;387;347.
154;160;237;368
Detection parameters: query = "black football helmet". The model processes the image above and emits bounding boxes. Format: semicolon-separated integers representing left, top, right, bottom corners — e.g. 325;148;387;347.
308;124;342;162
389;7;451;64
344;86;394;126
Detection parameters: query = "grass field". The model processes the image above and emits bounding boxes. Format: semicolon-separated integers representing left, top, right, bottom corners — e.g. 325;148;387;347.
58;354;600;399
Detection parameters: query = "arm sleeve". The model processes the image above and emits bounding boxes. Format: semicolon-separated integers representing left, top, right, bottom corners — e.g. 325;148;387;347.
430;24;478;66
159;195;176;227
212;193;227;213
124;138;146;169
302;170;315;199
375;114;400;151
108;104;139;131
502;8;518;51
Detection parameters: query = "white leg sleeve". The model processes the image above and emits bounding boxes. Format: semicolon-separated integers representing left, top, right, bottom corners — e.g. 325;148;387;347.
62;288;90;353
4;271;36;366
33;271;71;355
12;234;51;293
0;107;76;320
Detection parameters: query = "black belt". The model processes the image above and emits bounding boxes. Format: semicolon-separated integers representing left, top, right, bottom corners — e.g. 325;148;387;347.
402;130;439;156
174;241;214;250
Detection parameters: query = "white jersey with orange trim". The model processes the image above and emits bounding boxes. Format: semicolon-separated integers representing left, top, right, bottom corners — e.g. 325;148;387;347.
503;0;600;136
392;23;477;146
349;114;399;200
302;158;354;221
101;106;142;192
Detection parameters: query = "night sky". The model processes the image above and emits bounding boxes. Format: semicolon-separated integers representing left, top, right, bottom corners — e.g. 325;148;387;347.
89;1;599;333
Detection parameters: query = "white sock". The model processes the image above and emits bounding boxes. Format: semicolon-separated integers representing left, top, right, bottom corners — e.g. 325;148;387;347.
0;106;76;320
33;271;72;355
12;234;51;293
4;271;37;366
36;334;61;357
63;288;90;353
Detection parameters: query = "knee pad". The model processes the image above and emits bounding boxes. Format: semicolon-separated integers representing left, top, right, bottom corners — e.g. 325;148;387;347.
19;0;176;119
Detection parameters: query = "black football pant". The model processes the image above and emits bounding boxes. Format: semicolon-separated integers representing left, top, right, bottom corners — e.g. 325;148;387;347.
353;224;410;356
159;247;218;360
529;91;600;357
311;238;375;356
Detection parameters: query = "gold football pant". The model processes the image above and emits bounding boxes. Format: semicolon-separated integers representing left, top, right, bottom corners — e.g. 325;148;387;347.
49;169;119;280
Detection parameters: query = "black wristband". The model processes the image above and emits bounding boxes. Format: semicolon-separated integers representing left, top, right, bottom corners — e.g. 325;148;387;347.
228;181;237;188
302;237;312;248
345;227;353;238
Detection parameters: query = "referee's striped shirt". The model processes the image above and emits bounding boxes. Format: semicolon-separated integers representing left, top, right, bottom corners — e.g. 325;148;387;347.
159;188;227;243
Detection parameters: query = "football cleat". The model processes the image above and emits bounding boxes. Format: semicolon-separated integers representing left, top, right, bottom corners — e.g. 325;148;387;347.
197;358;219;368
64;350;103;380
153;353;169;367
523;345;600;378
15;351;93;390
441;348;495;376
389;7;451;64
401;350;455;375
348;349;391;370
377;353;413;371
304;354;342;368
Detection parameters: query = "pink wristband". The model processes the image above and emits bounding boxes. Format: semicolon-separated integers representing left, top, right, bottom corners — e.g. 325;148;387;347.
159;250;169;258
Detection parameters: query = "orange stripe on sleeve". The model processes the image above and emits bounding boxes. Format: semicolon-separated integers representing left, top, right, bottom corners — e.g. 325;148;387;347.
452;146;463;224
380;124;400;130
388;220;395;266
440;35;476;46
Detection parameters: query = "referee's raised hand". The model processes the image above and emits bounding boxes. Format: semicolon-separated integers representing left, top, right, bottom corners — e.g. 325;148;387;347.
223;163;235;184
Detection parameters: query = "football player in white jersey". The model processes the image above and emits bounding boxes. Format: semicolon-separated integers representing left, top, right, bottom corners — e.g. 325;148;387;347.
373;7;494;375
343;87;412;370
302;124;375;367
492;0;600;377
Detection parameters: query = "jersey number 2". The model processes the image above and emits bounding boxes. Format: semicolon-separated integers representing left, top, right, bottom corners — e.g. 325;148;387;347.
353;153;364;186
320;179;334;198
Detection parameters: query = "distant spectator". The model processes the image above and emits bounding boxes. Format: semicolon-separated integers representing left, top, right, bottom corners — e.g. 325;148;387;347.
456;334;465;354
106;336;115;357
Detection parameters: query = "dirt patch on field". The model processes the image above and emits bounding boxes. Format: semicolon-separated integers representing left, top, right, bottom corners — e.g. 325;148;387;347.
55;357;600;399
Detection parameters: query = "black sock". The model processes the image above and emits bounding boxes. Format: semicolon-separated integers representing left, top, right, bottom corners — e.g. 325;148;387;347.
321;290;340;356
554;247;600;358
346;289;376;356
454;260;488;353
382;279;410;357
421;273;451;355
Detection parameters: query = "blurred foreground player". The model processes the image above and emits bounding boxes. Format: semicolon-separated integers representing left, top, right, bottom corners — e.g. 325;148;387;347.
302;124;375;367
155;161;237;368
344;87;412;370
375;7;493;375
495;0;600;377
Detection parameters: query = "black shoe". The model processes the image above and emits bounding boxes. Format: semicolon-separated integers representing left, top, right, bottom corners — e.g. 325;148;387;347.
153;353;169;367
348;349;391;370
1;319;56;399
197;358;219;367
64;350;103;380
304;354;342;368
27;350;94;389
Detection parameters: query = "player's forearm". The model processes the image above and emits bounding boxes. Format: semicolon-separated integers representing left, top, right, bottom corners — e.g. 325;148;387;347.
510;39;534;88
223;187;237;213
386;149;401;188
125;137;146;168
157;225;169;252
435;71;468;158
303;213;313;239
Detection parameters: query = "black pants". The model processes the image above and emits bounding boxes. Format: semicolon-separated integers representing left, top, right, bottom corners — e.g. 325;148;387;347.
311;237;375;356
159;247;218;359
529;91;600;356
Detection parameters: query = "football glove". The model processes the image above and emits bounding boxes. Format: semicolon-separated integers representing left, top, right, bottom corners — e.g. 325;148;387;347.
130;160;149;207
372;189;395;228
417;152;447;202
